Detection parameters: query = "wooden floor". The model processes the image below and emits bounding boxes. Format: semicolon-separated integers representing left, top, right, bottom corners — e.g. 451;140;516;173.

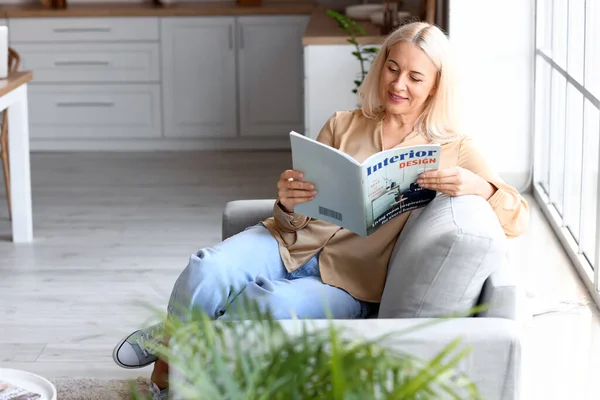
0;151;598;399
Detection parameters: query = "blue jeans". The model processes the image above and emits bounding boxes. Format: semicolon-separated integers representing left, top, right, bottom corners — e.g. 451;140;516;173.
167;224;374;321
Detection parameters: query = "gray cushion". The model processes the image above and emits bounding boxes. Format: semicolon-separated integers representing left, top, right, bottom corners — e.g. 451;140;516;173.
222;199;275;240
378;194;507;318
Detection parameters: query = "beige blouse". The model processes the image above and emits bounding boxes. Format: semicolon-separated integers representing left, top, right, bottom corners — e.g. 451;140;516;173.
262;109;529;303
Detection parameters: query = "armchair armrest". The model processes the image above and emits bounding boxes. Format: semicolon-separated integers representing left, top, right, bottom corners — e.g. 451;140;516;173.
477;256;518;320
279;318;521;400
222;199;276;240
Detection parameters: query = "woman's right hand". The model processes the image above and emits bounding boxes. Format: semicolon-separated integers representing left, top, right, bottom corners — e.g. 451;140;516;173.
277;169;317;213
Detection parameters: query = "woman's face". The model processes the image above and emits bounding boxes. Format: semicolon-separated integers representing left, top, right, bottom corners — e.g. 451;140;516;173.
379;41;438;117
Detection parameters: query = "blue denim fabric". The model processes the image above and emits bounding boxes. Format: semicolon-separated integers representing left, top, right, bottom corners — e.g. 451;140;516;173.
167;224;373;321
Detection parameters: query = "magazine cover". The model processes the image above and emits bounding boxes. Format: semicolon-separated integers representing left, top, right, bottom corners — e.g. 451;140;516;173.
289;131;441;237
0;381;42;400
361;145;441;236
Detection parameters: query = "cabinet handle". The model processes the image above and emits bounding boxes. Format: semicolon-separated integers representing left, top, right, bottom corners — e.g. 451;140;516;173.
56;102;115;108
54;61;111;66
228;25;233;49
239;26;244;49
53;27;111;33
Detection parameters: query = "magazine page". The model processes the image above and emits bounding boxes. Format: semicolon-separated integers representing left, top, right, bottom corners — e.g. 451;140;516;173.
0;380;41;400
360;144;441;236
289;132;367;235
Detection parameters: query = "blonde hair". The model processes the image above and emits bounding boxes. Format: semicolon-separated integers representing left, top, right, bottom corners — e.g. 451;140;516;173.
358;22;462;143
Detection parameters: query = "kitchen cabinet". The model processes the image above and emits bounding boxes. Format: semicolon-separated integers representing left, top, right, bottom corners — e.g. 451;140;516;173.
16;42;161;83
7;17;159;43
237;16;308;137
28;84;162;139
161;17;237;138
162;15;308;140
8;17;162;144
5;14;309;150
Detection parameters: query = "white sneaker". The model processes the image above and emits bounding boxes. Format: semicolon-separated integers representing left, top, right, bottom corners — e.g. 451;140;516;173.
112;323;163;369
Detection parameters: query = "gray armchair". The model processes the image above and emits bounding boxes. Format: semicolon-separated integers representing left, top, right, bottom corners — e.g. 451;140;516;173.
221;195;522;400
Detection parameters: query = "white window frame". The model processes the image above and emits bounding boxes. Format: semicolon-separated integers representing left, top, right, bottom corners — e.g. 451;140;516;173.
533;0;600;309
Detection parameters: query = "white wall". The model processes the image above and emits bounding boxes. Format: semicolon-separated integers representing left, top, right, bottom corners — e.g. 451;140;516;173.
304;44;380;139
449;0;535;191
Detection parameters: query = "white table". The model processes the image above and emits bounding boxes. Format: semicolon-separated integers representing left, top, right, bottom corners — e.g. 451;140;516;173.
0;71;33;243
0;367;56;400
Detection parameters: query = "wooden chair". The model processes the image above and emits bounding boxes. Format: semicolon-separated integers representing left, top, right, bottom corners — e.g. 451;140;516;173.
0;48;21;220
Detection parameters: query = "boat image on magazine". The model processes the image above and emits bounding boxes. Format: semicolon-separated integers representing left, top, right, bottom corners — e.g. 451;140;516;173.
289;131;441;237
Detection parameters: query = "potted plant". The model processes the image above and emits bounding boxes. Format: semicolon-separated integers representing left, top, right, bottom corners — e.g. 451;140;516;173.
326;10;380;95
133;298;483;399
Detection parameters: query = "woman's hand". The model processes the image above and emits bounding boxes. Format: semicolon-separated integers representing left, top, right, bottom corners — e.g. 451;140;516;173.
417;167;496;200
277;170;317;213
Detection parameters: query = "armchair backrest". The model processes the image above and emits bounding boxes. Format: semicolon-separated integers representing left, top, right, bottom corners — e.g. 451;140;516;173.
378;194;517;320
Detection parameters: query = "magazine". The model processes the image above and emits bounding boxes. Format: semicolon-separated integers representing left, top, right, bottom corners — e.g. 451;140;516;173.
289;131;441;237
0;381;41;400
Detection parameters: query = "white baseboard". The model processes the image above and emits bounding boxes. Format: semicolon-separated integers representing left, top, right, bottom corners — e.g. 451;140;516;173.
29;138;292;152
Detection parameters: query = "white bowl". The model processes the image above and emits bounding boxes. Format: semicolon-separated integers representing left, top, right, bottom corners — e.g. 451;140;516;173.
0;368;57;400
345;4;384;20
370;11;412;26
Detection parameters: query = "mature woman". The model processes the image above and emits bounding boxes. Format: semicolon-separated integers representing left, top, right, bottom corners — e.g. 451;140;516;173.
112;21;528;399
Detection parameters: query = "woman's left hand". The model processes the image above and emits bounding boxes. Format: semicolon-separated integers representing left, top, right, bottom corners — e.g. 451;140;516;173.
417;167;496;200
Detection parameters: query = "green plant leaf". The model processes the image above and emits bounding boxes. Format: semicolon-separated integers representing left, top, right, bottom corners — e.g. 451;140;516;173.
362;47;380;54
353;25;367;36
391;338;465;397
137;297;481;400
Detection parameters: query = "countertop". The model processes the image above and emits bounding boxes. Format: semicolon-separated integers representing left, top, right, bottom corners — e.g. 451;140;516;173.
0;1;386;46
0;1;316;18
0;71;33;98
302;7;386;46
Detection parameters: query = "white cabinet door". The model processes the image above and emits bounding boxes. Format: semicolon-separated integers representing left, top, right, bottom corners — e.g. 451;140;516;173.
16;42;160;83
161;17;237;138
237;16;309;137
8;17;159;43
28;84;162;139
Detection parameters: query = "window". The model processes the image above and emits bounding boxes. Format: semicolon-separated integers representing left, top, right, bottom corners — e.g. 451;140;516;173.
585;0;599;99
534;0;600;303
551;0;568;68
534;58;551;191
581;102;599;267
548;69;566;216
567;0;585;84
535;0;553;54
563;84;584;241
